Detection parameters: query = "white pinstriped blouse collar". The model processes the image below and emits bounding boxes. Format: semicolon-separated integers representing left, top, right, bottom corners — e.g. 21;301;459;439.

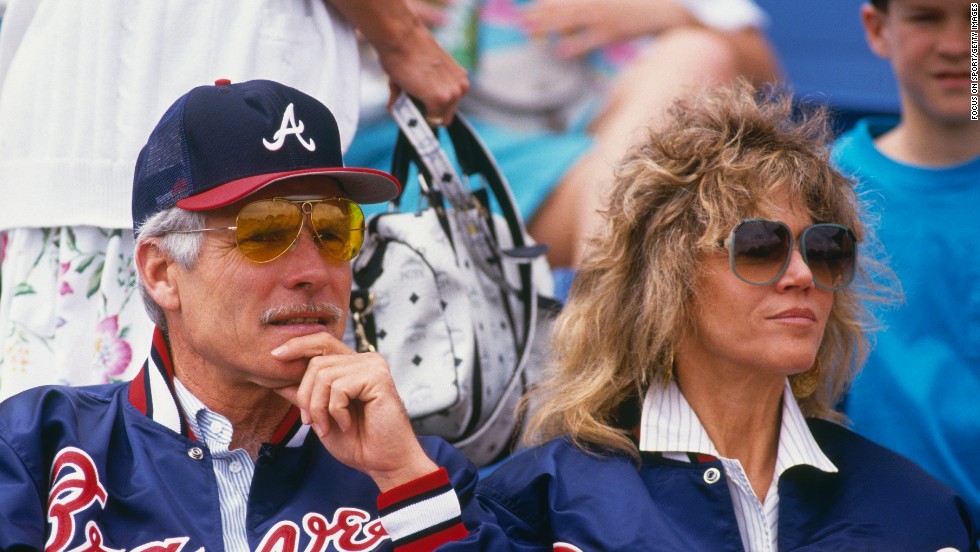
638;378;837;476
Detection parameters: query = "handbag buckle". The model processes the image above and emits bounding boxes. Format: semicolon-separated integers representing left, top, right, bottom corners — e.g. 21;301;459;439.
351;292;377;353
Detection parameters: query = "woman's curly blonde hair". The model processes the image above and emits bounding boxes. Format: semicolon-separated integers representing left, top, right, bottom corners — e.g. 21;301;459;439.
522;81;894;460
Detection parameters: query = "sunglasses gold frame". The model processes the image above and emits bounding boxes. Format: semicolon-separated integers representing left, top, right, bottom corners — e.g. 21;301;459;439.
169;197;365;263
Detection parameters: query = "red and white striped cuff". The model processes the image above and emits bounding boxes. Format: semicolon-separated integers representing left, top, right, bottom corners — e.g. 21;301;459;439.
377;468;468;551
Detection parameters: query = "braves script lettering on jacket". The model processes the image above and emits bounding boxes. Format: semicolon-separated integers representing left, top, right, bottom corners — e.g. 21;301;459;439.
0;330;479;551
47;448;109;551
45;446;389;552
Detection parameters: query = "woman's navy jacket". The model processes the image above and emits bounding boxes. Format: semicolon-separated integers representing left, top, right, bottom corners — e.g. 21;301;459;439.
476;420;978;551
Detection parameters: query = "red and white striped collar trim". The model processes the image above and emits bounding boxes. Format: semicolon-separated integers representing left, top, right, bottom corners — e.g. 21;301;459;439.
127;326;307;447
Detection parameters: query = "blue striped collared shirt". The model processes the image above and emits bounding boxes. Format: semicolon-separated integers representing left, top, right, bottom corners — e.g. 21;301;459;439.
173;378;255;552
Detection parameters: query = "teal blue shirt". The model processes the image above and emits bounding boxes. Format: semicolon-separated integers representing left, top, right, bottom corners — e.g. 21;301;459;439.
833;117;980;527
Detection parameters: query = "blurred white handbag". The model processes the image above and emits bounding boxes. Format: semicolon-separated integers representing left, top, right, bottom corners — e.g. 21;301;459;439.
345;94;559;466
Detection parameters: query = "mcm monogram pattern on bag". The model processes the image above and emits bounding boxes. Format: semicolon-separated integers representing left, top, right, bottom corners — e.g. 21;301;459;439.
348;206;522;440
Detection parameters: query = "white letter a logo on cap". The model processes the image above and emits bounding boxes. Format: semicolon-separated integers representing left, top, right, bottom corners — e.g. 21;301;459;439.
263;103;316;152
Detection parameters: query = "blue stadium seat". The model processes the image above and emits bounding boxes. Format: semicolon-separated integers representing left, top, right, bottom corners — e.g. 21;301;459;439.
754;0;900;133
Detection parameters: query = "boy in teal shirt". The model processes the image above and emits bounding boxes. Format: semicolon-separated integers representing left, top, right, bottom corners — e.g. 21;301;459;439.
833;0;980;528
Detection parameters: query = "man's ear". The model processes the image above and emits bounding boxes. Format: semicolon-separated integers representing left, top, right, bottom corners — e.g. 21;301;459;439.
135;239;181;315
861;4;892;60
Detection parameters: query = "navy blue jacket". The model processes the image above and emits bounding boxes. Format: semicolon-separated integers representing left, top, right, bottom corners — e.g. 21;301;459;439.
0;331;508;551
476;420;978;551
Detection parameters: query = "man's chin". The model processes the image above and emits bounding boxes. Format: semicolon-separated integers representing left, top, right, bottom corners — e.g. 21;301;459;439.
247;359;308;390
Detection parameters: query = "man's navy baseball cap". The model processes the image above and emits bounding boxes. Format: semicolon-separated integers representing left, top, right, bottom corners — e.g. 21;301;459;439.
132;78;401;233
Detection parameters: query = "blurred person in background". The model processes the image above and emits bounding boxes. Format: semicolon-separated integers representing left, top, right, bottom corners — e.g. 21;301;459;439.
0;0;467;399
835;0;980;531
349;0;780;270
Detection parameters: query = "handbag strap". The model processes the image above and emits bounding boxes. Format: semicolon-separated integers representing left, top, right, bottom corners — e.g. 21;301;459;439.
389;94;547;264
388;95;546;452
389;95;480;213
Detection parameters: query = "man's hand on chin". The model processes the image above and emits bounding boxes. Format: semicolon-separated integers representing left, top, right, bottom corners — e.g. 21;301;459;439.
270;332;438;492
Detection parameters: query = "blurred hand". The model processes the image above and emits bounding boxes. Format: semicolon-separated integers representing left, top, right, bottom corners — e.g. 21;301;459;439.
380;0;467;125
334;0;469;125
376;26;470;126
520;0;694;58
271;332;438;492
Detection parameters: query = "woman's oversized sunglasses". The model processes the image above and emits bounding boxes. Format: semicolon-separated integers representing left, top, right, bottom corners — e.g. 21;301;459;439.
718;218;857;291
171;197;365;263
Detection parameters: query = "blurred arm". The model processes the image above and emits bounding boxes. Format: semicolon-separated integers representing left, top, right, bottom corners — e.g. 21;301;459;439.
329;0;469;124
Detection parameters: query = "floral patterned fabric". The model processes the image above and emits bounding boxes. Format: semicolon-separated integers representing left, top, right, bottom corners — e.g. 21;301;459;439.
0;227;153;399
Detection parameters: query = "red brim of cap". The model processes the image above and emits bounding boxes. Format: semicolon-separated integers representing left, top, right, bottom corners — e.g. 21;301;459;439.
175;167;401;211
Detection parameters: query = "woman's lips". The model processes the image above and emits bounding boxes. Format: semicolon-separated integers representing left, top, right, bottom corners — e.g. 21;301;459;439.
769;307;817;325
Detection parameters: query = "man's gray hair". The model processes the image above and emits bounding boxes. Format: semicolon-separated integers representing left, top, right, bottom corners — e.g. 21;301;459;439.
135;208;207;331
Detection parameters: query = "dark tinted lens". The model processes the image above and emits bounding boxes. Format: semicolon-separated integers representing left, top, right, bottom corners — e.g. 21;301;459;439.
730;220;792;285
802;224;856;290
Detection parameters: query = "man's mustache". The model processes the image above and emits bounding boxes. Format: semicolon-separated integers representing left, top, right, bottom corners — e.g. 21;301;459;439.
260;302;343;325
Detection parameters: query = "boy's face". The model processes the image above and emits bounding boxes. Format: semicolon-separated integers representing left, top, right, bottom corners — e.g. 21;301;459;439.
862;0;973;125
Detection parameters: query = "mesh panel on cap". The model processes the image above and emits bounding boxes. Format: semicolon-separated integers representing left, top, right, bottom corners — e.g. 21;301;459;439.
133;95;193;231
